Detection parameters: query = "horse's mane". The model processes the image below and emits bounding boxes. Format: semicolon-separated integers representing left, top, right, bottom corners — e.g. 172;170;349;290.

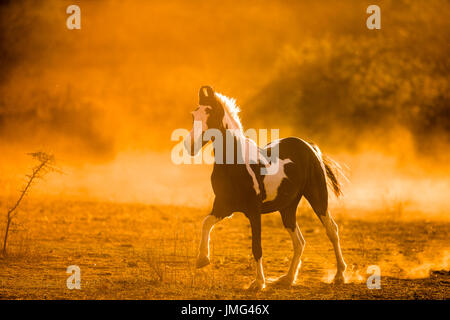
215;92;243;132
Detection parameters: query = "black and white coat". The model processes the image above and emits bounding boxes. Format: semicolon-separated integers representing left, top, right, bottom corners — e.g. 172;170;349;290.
186;86;347;290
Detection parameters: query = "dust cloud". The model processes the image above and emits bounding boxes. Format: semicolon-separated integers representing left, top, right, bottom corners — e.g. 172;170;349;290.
0;0;449;220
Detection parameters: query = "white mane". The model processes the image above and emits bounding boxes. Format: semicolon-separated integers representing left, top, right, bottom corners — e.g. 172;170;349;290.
214;92;243;131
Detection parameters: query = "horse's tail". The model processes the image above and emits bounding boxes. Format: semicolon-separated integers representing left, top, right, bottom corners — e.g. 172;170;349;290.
322;154;343;198
308;142;345;198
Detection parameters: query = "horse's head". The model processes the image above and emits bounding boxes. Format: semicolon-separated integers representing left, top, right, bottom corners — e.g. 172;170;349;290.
184;86;225;155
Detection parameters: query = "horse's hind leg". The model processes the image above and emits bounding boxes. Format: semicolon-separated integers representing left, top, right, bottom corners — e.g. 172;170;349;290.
305;188;347;283
276;198;305;286
319;211;347;283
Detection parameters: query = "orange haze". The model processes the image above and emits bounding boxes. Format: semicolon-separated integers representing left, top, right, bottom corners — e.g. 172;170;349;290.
0;0;449;220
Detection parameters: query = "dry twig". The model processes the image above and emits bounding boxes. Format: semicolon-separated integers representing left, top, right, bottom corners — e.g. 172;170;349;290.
2;152;58;256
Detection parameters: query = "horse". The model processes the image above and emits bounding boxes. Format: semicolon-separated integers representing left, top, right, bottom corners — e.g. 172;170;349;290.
184;85;347;290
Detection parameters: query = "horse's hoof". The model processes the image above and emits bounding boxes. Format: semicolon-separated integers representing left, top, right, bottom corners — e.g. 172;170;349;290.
333;273;346;285
247;279;265;291
273;274;294;286
196;255;210;269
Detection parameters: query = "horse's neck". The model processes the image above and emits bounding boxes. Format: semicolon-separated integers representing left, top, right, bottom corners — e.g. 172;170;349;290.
212;129;261;165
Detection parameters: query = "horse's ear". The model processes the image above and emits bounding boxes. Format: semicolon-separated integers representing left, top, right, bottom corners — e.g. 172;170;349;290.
199;85;215;105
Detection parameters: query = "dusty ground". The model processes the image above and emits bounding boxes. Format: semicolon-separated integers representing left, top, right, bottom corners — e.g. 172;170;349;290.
0;199;448;300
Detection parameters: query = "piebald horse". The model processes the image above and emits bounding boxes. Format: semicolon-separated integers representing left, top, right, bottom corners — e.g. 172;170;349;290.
185;86;347;290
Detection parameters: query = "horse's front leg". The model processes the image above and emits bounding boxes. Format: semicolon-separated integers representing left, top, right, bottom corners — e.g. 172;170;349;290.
196;214;220;268
247;212;265;291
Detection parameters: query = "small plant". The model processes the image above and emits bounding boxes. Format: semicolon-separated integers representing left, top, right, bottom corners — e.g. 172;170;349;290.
2;152;58;256
147;249;165;283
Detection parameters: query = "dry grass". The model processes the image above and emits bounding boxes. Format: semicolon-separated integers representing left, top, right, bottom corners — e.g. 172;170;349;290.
0;198;448;299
